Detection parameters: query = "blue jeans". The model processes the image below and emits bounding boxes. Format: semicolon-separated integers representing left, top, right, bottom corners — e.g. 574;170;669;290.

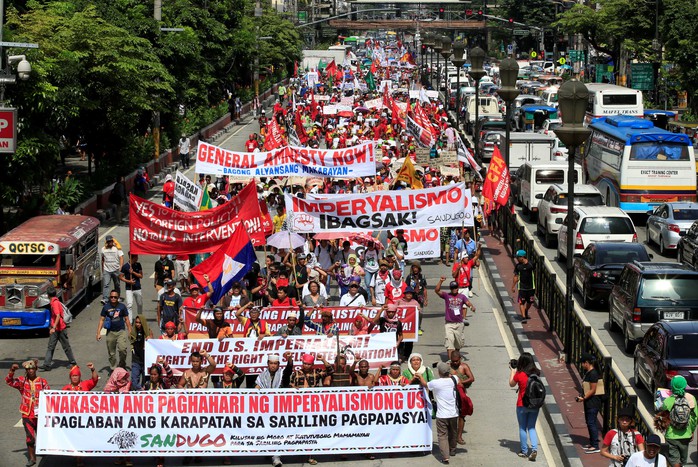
102;270;121;301
516;406;539;454
584;405;600;449
364;270;377;301
131;361;144;391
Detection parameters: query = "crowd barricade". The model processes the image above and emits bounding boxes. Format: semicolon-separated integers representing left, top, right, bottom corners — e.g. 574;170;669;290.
496;207;654;436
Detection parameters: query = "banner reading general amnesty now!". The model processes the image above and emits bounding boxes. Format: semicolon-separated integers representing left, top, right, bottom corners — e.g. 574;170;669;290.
37;388;432;457
145;333;398;376
285;183;473;232
196;141;377;178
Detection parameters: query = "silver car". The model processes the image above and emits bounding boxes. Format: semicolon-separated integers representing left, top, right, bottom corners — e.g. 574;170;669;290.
647;203;698;255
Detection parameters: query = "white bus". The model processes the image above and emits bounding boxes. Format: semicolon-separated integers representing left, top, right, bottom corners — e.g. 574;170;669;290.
582;115;696;213
585;83;644;125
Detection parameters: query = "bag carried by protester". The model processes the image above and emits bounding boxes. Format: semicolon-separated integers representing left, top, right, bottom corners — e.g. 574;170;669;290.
669;395;692;430
60;302;74;326
451;375;474;417
523;374;546;409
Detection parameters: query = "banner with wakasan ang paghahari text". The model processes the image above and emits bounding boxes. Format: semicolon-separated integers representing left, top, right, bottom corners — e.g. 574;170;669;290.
145;333;398;376
129;182;266;254
37;387;433;457
195;140;377;178
182;305;419;342
285;183;473;232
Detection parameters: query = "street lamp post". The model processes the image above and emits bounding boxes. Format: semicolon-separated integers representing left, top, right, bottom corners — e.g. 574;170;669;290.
555;79;590;354
469;46;486;157
432;36;443;96
422;32;434;85
497;58;519;169
439;36;452;103
451;41;466;131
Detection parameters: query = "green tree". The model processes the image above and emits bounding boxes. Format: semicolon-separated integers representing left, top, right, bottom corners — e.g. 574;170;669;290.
661;0;698;114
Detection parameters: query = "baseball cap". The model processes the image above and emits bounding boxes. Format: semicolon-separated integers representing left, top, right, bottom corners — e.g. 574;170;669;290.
297;253;307;259
106;235;114;242
645;434;661;446
164;279;174;286
165;174;173;181
189;284;200;291
404;287;414;294
617;406;634;419
516;250;527;257
437;362;451;377
449;281;459;289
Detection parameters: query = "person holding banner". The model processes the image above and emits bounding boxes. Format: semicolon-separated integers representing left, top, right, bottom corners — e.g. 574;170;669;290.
303;309;339;337
350;359;376;388
275;311;305;337
377;361;411;386
236;305;271;339
5;359;49;467
385;269;407;305
195;307;234;341
339;281;367;307
217;363;245;389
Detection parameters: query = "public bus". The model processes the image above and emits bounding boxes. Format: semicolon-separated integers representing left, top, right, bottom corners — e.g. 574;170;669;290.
584;83;644;125
581;115;697;213
0;215;101;331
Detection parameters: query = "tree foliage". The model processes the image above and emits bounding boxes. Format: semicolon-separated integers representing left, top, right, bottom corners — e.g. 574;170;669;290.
661;0;698;114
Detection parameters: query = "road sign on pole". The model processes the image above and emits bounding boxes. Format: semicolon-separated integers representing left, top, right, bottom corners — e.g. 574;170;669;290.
513;29;528;36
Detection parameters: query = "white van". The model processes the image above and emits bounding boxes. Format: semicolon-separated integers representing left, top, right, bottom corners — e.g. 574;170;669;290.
540;86;559;108
498;132;558;170
517;161;584;220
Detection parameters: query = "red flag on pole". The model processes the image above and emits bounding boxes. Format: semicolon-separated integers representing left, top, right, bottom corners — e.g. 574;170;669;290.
295;111;308;144
293;61;298;78
264;119;284;150
481;145;511;207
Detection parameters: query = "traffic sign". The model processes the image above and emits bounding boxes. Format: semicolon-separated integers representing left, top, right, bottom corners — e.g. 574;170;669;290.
530;51;537;58
0;108;17;153
558;57;566;65
513;29;528;36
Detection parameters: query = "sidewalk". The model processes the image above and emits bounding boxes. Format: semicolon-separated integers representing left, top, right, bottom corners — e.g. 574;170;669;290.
480;230;606;467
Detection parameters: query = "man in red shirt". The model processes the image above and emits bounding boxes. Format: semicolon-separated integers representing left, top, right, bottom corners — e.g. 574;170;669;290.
62;363;98;391
452;252;480;297
182;276;212;313
42;286;76;371
245;134;259;152
162;174;175;208
160;321;187;340
385;269;407;304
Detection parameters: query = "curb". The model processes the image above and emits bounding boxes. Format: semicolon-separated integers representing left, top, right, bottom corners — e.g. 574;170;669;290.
481;245;584;467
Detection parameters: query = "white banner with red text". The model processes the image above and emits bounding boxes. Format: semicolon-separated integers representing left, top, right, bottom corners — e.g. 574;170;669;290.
391;229;441;260
37;387;432;456
182;306;419;341
196;141;377;178
145;333;398;376
285;183;473;232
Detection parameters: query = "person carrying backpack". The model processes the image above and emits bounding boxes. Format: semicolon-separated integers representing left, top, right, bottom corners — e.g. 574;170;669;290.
658;375;698;467
509;352;544;461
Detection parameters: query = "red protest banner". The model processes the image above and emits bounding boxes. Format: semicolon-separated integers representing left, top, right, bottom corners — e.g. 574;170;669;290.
183;305;420;342
129;182;265;255
482;145;511;206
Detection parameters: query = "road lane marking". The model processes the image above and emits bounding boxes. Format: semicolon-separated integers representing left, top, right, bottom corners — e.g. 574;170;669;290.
220;120;253;147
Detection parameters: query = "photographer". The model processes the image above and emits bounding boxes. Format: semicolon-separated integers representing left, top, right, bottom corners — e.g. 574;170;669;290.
600;406;644;467
508;352;541;461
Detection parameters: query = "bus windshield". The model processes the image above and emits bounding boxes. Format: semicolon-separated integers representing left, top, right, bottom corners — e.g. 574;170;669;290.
629;142;690;161
0;254;58;268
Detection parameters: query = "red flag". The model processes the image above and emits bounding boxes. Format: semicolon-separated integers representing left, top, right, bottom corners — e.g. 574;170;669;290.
310;91;318;121
481;146;511;207
293;61;298;78
391;100;405;128
414;102;437;139
295;111;308;144
370;59;378;74
264;119;284;150
325;59;337;76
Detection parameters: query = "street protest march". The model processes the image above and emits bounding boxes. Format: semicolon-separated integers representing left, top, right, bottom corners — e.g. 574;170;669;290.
181;306;420;341
196;140;377;178
145;333;398;375
37;387;433;456
285;182;473;232
174;171;203;212
129;182;269;254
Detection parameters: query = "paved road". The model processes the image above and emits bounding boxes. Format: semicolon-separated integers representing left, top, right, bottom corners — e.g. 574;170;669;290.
512;205;679;413
0;115;566;466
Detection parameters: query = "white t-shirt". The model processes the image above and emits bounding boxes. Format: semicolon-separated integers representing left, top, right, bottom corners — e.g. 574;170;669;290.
179;137;191;154
340;292;366;307
363;249;381;273
314;245;333;271
102;246;123;273
371;272;389;305
427;377;459;419
624;451;667;467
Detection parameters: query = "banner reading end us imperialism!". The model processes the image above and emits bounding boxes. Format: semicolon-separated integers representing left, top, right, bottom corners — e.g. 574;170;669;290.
145;333;398;376
196;141;377;178
129;182;269;254
285;182;473;232
37;387;432;457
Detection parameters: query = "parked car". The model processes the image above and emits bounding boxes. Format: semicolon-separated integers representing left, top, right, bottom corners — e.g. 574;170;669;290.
573;242;652;308
678;220;698;269
609;262;698;352
557;206;638;261
634;320;698;396
537;118;563;134
647;203;698;255
537;184;604;247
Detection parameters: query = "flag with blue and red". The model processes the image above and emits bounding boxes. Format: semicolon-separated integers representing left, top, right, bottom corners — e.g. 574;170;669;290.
190;227;256;305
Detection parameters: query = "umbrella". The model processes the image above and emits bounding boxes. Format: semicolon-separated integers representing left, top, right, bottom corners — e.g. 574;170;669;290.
337;110;354;117
354;106;370;114
349;232;384;249
266;231;306;250
313;232;349;241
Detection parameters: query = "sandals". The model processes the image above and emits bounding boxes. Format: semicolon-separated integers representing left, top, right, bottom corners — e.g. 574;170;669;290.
308;458;318;465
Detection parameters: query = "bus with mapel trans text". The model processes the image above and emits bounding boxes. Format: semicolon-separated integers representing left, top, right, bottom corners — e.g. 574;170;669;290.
585;83;644;125
581;115;696;213
0;215;101;331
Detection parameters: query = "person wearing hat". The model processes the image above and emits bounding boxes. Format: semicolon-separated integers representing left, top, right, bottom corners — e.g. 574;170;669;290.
159;320;186;341
157;278;183;335
216;363;245;389
600;406;645;466
62;362;98;392
385;268;407;305
435;276;476;354
339;278;367;306
427;361;465;464
395;287;420;358
162;173;175;208
657;375;698;466
577;352;603;453
452;249;481;299
304;308;339;337
195;306;234;341
512;250;536;322
370;259;392;306
184;275;212;314
178;132;191;169
624;434;667;467
6;359;49;467
101;234;124;304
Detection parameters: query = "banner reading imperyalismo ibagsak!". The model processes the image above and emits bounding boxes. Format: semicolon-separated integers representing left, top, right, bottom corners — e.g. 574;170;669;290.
195;141;377;178
37;387;432;457
285;183;473;232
